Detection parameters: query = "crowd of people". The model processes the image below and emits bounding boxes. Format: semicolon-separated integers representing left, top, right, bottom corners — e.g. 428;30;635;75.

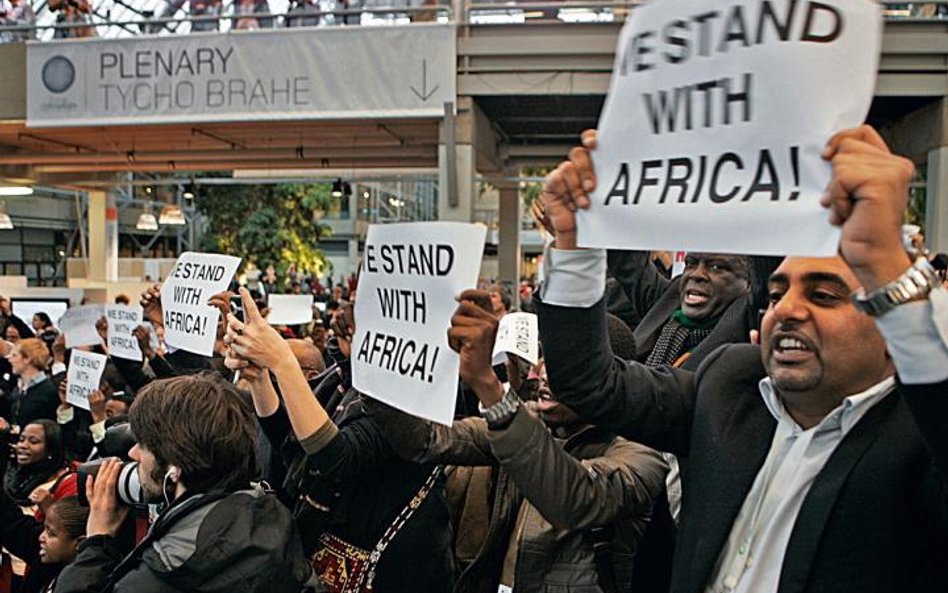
0;0;446;41
0;124;946;593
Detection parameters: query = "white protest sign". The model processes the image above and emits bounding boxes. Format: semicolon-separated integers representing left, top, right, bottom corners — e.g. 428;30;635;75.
65;349;107;410
59;305;105;348
492;313;539;366
267;295;314;326
671;251;687;278
352;222;487;425
579;0;881;256
160;252;241;356
105;305;143;361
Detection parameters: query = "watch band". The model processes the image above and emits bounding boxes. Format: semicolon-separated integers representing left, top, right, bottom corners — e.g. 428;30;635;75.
480;386;520;429
851;257;939;317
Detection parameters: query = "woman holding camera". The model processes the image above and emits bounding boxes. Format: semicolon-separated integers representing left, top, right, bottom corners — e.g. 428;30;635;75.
0;493;88;593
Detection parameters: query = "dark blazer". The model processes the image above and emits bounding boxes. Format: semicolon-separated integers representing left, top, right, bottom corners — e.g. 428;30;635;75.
538;297;948;593
607;250;755;371
11;375;60;427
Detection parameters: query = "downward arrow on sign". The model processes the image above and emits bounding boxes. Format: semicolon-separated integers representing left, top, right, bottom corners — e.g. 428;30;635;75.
410;59;440;102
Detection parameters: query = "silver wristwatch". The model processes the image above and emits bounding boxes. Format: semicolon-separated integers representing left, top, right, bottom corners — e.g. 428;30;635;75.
480;386;520;428
851;257;940;317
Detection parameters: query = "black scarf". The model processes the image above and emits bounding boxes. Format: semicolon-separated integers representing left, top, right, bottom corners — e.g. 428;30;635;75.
3;457;65;506
645;310;718;368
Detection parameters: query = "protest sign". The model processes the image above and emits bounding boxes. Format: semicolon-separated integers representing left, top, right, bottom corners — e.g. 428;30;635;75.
492;312;539;366
267;295;314;326
579;0;881;256
65;349;107;410
160;252;241;356
352;222;487;425
671;251;687;278
59;304;105;348
106;304;143;361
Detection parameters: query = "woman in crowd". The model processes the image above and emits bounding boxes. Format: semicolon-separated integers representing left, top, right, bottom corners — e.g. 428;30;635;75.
31;313;59;348
2;420;78;588
7;338;58;428
3;420;78;516
0;493;88;593
224;289;454;593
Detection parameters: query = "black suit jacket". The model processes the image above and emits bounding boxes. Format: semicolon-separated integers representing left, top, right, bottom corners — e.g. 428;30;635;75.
538;297;948;593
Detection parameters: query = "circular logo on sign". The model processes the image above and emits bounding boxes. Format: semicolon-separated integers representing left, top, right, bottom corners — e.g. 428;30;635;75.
42;56;75;94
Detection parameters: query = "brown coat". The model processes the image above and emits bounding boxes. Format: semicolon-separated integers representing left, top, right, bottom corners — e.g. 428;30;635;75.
373;402;668;593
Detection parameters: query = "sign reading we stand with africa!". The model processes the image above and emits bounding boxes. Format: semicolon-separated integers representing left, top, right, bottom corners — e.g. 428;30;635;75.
353;222;486;426
160;252;242;357
580;0;882;256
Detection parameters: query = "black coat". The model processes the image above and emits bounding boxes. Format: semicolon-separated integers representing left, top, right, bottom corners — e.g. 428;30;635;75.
538;297;948;593
260;389;456;593
54;487;314;593
10;376;59;428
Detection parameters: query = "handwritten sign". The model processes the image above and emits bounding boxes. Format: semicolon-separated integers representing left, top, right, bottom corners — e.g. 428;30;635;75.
160;252;241;356
353;222;486;425
580;0;881;256
59;305;104;349
492;313;539;365
106;305;143;361
66;349;107;411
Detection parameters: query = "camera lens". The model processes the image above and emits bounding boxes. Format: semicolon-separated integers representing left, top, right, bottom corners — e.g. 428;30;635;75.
76;459;146;508
116;461;145;506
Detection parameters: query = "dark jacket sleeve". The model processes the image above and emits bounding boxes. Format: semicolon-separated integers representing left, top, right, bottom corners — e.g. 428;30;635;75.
257;405;294;452
900;378;948;529
53;535;126;593
537;297;697;456
489;406;668;530
0;487;42;563
302;414;395;480
368;401;496;466
110;355;153;392
607;250;672;322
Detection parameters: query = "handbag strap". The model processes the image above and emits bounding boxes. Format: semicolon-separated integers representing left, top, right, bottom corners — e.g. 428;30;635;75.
362;465;443;589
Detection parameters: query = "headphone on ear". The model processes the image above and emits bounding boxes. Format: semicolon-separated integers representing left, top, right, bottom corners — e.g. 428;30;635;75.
166;465;181;483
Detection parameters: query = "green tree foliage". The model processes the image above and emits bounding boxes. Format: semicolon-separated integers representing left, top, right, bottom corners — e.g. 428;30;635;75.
197;183;334;277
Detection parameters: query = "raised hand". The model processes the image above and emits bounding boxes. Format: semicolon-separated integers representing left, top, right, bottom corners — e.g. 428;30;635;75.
820;125;915;291
140;283;164;328
447;290;503;406
225;288;291;371
539;129;598;250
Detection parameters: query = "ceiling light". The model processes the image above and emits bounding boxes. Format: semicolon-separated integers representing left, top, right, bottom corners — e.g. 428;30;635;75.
158;204;186;226
331;178;344;198
182;180;196;201
0;201;13;230
0;186;32;196
136;212;159;231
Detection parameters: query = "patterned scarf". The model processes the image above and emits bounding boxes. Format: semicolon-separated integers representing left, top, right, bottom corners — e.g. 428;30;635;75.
645;309;717;368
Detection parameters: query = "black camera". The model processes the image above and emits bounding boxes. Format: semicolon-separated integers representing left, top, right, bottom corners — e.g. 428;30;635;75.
77;458;146;508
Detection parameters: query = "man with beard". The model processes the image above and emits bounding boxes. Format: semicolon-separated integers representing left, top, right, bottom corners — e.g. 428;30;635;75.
54;373;316;593
534;125;948;593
